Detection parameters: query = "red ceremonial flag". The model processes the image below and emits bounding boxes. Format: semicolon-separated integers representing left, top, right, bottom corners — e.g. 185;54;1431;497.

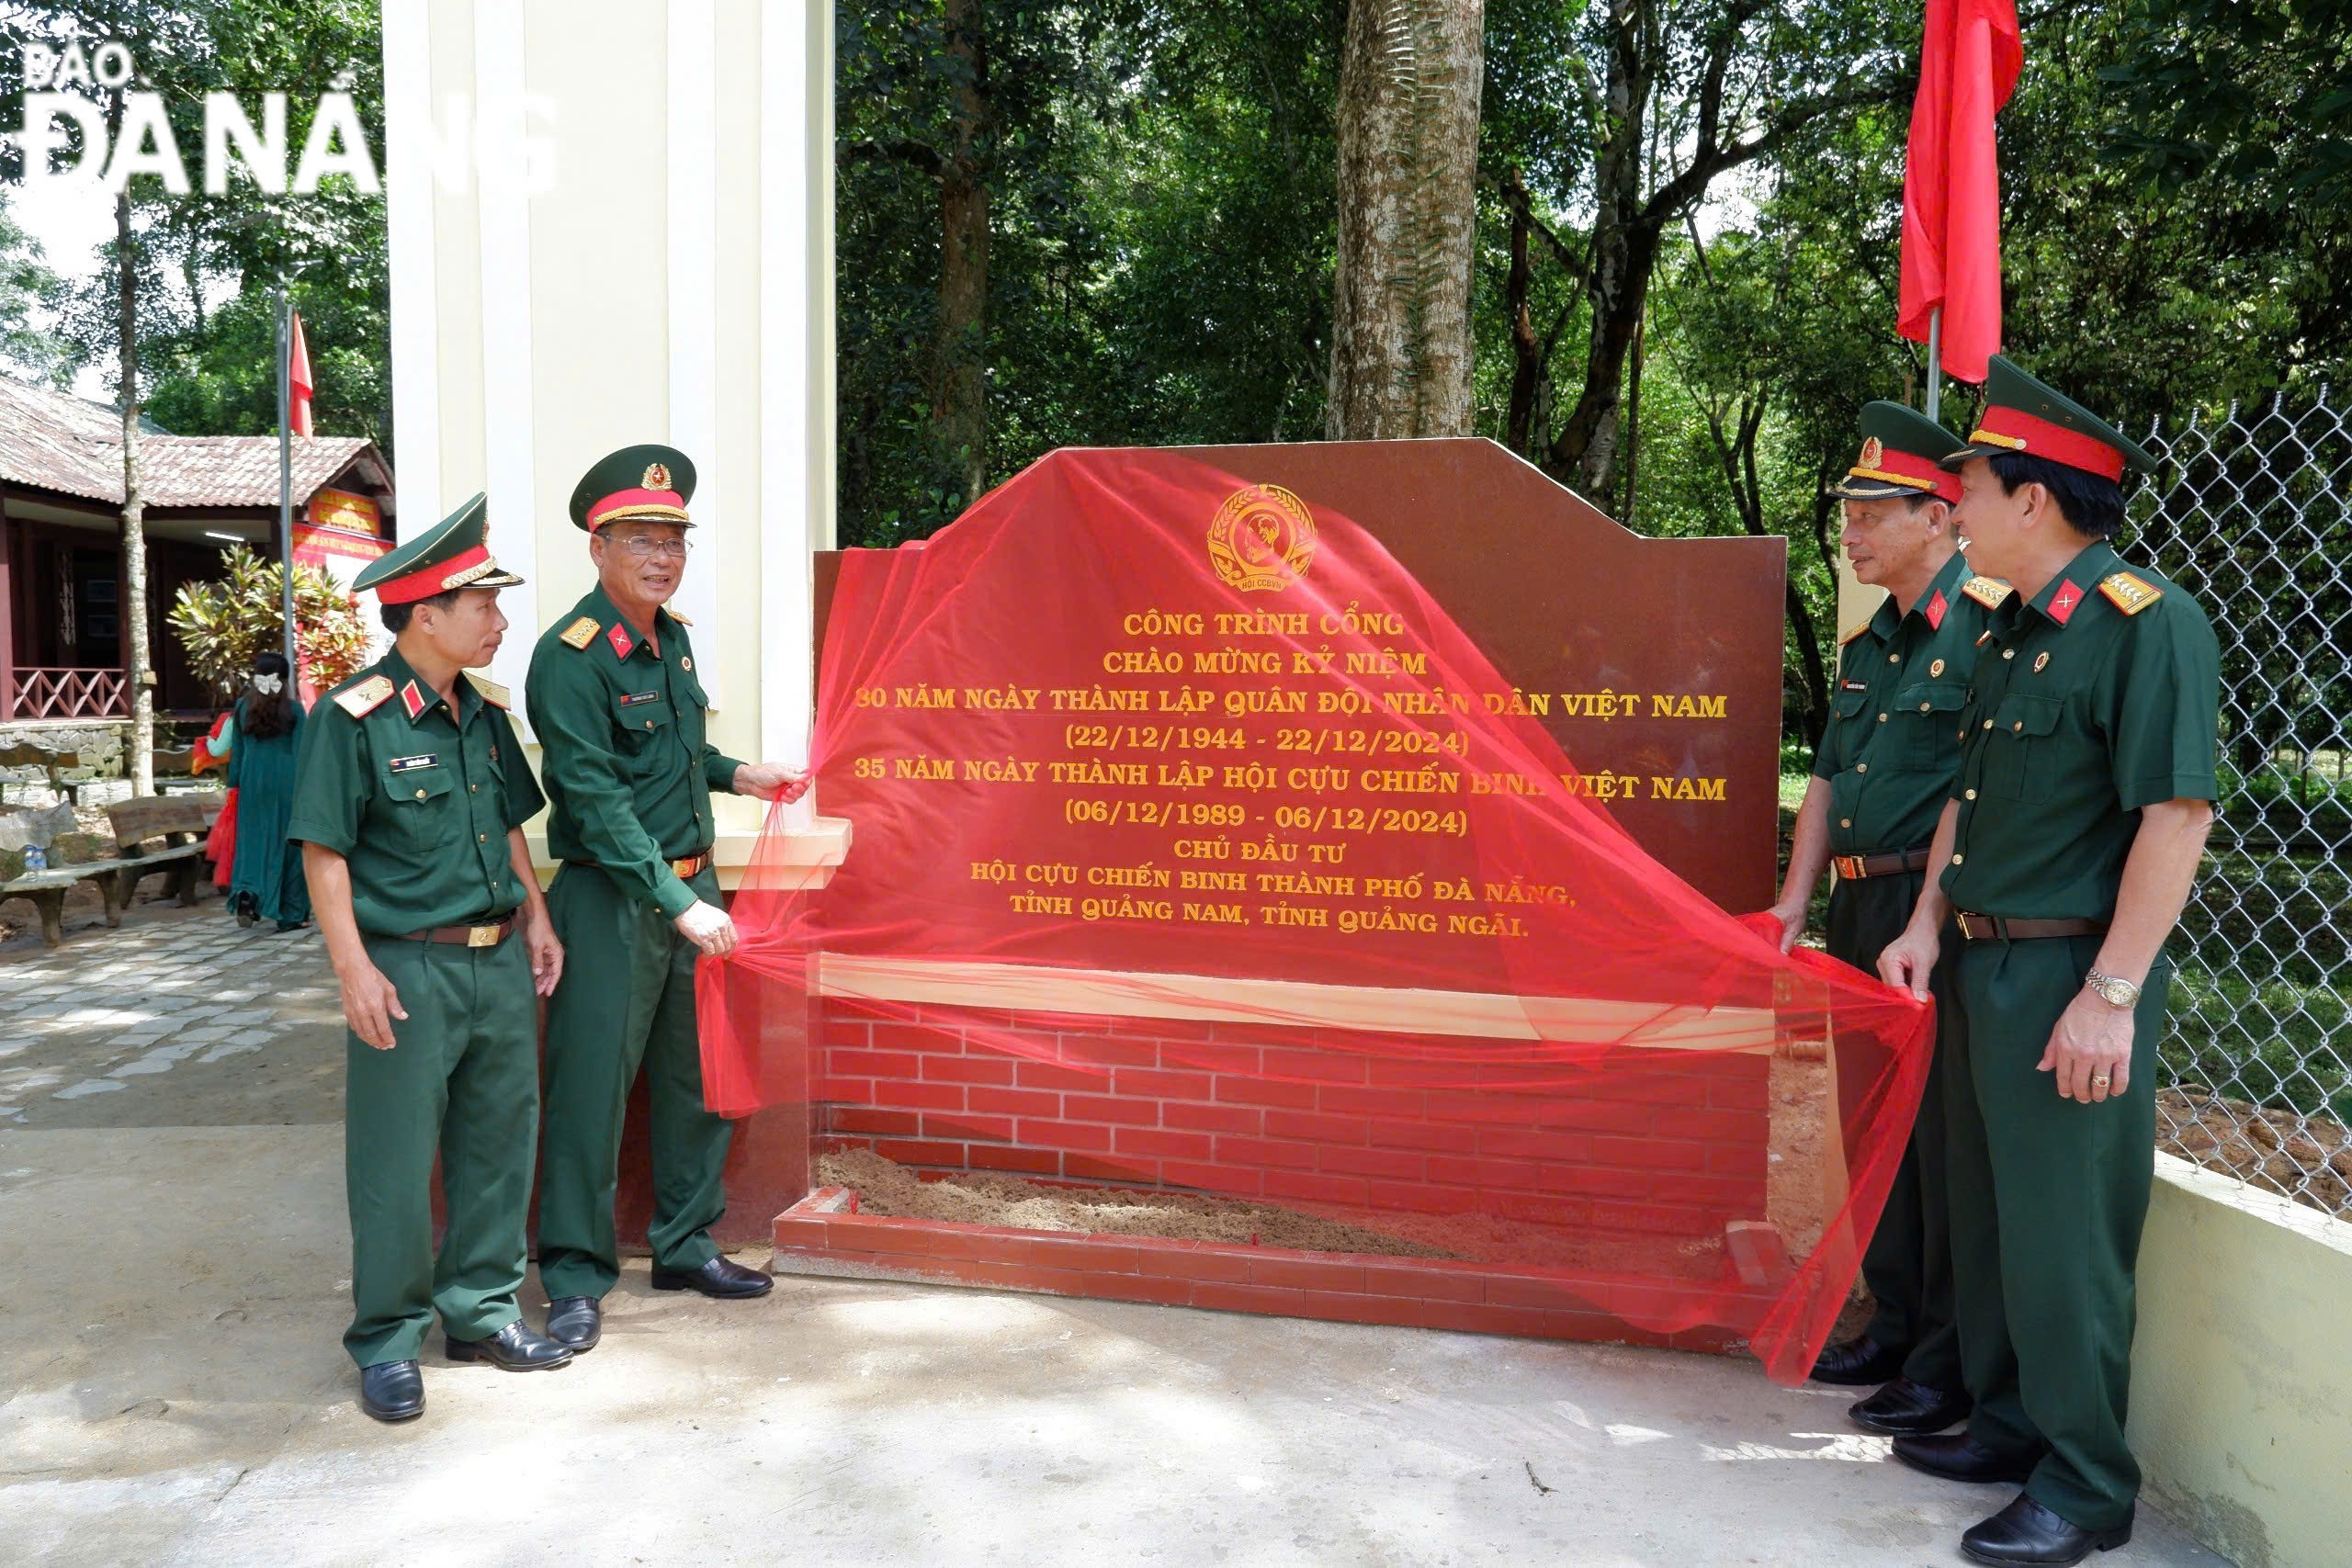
288;310;315;437
1897;0;2023;385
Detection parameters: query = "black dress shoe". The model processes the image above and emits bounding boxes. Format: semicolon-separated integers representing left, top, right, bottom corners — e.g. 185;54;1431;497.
1962;1495;2132;1565
650;1254;773;1299
1850;1376;1973;1436
359;1359;424;1422
1810;1333;1906;1385
446;1319;574;1371
1892;1433;2042;1484
546;1295;602;1351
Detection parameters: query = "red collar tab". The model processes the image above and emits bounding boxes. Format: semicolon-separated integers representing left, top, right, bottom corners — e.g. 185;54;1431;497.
606;621;635;660
400;680;426;720
586;486;688;530
1923;590;1949;630
378;543;492;605
1850;441;1962;502
1970;406;2128;483
2047;580;2085;625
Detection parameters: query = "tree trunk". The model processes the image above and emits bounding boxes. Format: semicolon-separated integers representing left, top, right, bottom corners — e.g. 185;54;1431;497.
935;0;990;509
1502;168;1541;456
116;190;153;795
1327;0;1484;440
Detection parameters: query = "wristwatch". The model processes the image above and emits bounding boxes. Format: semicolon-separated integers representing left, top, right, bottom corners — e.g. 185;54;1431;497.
2083;969;2142;1010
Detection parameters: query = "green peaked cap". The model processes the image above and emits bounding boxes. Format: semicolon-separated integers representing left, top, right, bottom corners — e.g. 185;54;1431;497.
1942;355;2157;479
352;492;524;603
1826;400;1967;501
569;443;698;532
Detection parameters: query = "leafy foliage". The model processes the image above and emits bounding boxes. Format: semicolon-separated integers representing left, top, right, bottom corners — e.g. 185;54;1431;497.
165;544;372;698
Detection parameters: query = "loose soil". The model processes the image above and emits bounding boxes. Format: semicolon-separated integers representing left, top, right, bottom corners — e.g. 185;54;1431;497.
2158;1087;2352;1216
818;1146;1730;1278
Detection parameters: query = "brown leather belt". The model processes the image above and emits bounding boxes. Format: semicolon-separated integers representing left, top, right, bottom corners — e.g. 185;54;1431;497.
1832;847;1932;882
1953;910;2109;942
391;914;515;948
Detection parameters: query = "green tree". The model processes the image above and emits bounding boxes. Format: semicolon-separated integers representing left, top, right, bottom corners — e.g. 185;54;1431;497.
0;195;69;382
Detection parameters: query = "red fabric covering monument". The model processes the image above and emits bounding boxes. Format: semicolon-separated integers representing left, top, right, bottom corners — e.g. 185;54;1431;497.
702;446;1932;1382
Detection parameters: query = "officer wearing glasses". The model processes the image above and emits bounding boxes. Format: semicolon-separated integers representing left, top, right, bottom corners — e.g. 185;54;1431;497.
525;445;808;1356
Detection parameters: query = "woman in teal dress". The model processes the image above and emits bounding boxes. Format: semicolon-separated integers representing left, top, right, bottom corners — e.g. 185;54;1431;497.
219;652;311;932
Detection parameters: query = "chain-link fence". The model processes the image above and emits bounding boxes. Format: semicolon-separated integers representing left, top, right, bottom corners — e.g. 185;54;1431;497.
2131;387;2351;1215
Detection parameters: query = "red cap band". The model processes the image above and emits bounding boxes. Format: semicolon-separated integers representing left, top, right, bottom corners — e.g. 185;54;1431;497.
1971;406;2127;483
378;543;492;604
1849;445;1961;502
586;487;688;529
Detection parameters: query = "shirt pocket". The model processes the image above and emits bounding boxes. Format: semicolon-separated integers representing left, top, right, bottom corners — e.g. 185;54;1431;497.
1983;693;2064;802
379;763;458;850
616;694;674;763
1894;681;1966;772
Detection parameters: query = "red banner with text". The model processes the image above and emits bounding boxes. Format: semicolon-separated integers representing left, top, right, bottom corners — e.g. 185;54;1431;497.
703;447;1931;1380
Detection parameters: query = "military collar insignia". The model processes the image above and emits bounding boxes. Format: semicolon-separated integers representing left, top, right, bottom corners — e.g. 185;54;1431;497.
559;615;601;650
333;673;396;717
1959;575;2012;610
606;621;635;660
465;671;512;710
1922;590;1949;630
400;680;428;720
2098;571;2164;615
2046;580;2086;626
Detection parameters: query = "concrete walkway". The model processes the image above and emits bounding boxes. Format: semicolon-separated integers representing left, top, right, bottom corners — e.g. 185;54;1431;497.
0;905;2235;1567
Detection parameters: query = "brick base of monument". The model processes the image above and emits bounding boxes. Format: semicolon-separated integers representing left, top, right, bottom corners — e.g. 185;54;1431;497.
771;1185;1767;1352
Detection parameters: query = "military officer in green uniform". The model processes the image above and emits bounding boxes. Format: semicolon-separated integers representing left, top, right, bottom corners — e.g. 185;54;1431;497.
1878;357;2219;1567
1769;401;1996;1437
290;495;574;1424
528;445;808;1353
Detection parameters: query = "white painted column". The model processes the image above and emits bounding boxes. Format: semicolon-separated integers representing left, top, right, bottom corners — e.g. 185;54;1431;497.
382;0;442;531
759;0;831;777
474;0;541;711
665;0;724;693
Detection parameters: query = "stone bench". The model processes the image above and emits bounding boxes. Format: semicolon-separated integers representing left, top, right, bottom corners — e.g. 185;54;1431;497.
0;795;224;946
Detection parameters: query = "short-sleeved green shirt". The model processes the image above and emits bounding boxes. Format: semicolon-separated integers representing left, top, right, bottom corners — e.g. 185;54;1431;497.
1812;549;2000;859
525;585;745;920
288;649;546;936
1941;540;2222;922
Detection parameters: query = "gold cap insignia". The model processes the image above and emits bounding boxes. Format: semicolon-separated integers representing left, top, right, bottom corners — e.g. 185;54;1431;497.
643;461;673;491
1859;437;1884;469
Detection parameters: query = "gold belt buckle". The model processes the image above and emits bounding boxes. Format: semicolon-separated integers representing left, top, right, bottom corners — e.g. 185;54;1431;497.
1955;911;1978;941
673;853;705;877
1833;854;1863;881
467;923;500;948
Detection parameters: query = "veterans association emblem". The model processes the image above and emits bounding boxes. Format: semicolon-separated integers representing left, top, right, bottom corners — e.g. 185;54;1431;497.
1206;483;1317;593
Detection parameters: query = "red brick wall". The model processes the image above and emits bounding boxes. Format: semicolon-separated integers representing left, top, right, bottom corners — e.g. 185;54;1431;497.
814;998;1770;1239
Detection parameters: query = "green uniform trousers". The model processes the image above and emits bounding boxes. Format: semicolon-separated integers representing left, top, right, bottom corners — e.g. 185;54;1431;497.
343;932;538;1369
1826;871;1962;1393
537;862;731;1300
1945;933;2169;1531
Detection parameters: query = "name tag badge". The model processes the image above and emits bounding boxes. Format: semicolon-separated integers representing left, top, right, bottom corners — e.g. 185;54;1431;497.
1839;680;1868;693
388;754;441;773
619;690;662;707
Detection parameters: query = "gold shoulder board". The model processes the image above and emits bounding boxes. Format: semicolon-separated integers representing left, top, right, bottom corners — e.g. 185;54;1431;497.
558;615;601;650
1837;622;1869;647
1960;575;2012;610
2098;571;2163;615
667;610;694;627
465;671;512;710
333;675;395;718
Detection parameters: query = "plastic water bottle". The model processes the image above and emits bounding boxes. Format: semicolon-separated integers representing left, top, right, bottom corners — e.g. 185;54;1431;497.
21;843;46;873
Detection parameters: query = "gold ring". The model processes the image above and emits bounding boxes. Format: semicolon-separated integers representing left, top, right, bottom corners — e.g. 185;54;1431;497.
2091;1075;2111;1088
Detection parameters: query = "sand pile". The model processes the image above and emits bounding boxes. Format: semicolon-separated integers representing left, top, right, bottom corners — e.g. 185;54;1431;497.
818;1147;1452;1258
